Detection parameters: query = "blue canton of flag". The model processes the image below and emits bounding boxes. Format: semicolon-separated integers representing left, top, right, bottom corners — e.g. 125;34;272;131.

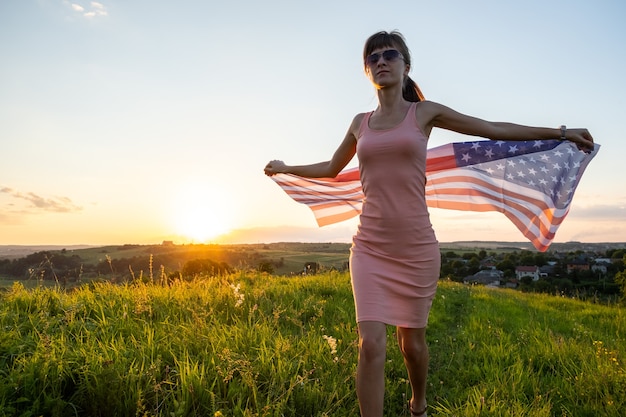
452;140;587;210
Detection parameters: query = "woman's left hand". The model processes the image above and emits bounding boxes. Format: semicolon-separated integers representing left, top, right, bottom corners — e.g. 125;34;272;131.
565;128;595;153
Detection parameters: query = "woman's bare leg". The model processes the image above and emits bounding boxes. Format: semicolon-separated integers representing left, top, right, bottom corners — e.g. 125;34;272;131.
356;321;387;417
396;326;428;415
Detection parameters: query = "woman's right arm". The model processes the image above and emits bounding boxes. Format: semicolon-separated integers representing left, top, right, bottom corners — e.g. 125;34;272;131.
264;114;362;178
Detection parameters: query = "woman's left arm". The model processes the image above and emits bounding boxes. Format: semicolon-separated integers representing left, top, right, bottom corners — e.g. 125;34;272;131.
422;101;594;152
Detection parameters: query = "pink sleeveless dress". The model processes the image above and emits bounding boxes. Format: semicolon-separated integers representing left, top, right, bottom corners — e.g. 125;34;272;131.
349;102;440;328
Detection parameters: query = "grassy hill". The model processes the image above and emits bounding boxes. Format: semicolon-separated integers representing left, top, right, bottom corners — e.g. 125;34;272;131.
0;272;623;416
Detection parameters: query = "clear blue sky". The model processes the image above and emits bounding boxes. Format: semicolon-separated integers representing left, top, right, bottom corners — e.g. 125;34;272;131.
1;0;624;246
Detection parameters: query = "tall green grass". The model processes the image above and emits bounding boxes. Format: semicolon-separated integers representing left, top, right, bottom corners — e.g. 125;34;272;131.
0;273;624;416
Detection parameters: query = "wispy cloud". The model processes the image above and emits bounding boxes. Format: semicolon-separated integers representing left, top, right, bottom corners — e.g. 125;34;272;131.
568;202;626;220
0;187;82;214
63;1;108;18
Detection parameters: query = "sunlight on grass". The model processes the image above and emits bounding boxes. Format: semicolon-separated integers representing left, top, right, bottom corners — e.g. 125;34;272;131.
0;275;624;416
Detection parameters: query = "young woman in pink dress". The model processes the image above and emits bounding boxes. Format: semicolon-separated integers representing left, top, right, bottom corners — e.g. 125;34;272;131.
264;31;593;417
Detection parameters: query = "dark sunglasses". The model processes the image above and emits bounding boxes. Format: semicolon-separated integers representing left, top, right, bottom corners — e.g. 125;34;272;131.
365;49;403;66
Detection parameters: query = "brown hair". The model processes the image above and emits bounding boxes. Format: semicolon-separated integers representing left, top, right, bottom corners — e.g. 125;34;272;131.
363;30;425;102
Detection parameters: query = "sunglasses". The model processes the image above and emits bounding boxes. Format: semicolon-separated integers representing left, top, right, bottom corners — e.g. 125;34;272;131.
365;49;403;66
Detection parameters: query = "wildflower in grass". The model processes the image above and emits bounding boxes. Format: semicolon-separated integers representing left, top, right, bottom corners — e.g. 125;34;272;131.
322;335;337;354
230;283;245;307
214;412;223;417
322;335;339;362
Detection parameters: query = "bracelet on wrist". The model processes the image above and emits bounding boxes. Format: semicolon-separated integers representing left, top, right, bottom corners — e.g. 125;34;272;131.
560;125;567;141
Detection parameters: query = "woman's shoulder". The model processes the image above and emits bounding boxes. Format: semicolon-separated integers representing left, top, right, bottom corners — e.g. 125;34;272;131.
349;112;369;137
351;112;368;125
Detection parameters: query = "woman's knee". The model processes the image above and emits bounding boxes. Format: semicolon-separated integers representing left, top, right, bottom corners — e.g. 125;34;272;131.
397;328;428;359
359;333;386;362
358;323;387;362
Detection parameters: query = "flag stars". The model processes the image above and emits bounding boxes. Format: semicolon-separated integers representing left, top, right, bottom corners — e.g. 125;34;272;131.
552;163;561;170
540;154;550;162
471;142;481;151
496;163;505;170
533;140;543;148
508;144;519;153
507;160;516;167
528;168;537;175
484;148;494;158
461;153;471;162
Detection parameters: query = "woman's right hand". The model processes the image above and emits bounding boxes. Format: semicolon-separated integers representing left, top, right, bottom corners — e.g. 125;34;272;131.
264;160;287;176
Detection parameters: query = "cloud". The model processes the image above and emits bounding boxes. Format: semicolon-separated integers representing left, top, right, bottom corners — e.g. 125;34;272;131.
568;203;626;220
0;187;82;214
63;1;108;18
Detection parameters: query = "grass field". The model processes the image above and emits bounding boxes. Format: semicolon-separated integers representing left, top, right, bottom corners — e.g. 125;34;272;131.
0;272;624;416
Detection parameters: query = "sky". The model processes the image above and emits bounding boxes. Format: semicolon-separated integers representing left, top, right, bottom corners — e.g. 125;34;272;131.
1;0;625;247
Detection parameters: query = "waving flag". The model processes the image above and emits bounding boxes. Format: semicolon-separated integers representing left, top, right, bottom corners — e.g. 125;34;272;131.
270;140;599;251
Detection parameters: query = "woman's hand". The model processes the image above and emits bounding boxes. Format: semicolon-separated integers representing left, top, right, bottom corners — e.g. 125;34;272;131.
264;160;287;176
565;128;595;153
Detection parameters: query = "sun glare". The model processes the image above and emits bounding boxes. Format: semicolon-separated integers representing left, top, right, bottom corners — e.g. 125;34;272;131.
170;183;233;243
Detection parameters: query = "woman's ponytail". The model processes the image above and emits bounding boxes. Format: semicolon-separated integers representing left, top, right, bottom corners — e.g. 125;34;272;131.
403;76;425;102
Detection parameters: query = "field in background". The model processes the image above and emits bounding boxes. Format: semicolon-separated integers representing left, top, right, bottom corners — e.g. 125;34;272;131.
1;272;624;416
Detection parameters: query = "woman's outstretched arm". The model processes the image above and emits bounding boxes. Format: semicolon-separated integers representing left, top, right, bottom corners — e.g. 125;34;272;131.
418;101;594;152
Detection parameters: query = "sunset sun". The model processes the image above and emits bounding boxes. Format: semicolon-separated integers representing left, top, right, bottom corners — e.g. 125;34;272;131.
170;183;233;243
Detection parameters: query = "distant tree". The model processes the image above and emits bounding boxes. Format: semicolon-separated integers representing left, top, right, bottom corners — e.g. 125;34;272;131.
182;259;231;277
615;254;626;304
257;261;274;274
533;253;548;266
534;279;552;293
467;257;480;275
519;276;534;292
609;249;625;259
496;259;516;278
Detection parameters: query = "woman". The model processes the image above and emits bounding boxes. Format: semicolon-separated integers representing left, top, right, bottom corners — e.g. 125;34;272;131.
264;31;594;417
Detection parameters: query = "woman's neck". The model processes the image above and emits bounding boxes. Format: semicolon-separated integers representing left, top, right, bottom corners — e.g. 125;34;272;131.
376;86;409;115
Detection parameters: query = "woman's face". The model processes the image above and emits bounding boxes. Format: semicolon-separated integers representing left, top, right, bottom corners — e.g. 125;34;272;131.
364;46;409;89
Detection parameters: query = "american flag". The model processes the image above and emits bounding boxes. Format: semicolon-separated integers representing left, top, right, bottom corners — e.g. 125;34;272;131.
270;140;599;251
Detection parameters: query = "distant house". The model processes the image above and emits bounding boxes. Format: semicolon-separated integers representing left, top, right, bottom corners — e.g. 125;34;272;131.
515;266;540;281
464;269;503;286
594;258;612;264
566;258;589;274
479;257;498;269
591;258;611;275
539;264;554;278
